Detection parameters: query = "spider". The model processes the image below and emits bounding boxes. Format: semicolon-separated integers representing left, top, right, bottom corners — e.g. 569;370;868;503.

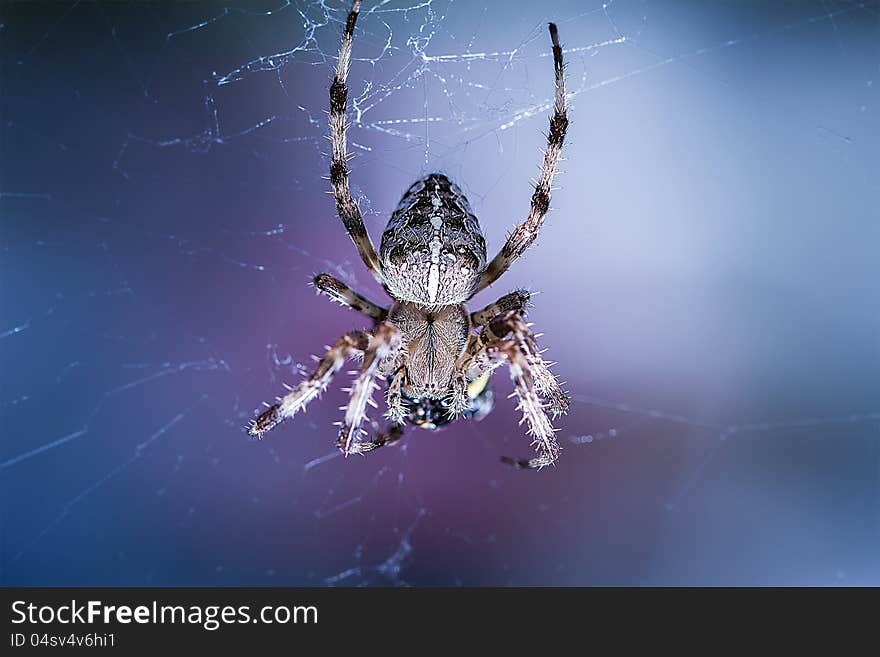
248;0;571;469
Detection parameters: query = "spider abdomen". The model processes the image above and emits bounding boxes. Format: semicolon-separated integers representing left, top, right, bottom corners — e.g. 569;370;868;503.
380;173;487;305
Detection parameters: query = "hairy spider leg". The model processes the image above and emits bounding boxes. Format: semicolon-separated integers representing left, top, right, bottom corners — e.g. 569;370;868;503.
328;0;385;284
313;273;388;322
345;421;405;454
470;289;531;327
248;330;371;438
337;322;401;455
471;22;569;296
462;311;568;469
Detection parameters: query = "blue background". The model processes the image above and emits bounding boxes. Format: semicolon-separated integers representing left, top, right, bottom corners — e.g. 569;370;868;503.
2;0;878;586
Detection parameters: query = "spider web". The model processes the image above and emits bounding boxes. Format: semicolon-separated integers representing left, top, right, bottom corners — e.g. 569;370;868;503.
2;0;879;586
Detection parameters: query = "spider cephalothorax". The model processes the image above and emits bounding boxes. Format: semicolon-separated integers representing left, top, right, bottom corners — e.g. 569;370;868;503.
248;0;571;469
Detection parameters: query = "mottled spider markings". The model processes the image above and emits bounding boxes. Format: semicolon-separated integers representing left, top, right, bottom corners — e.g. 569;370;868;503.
381;173;487;306
248;1;571;469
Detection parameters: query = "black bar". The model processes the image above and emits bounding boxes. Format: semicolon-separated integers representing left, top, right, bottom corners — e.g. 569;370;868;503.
0;587;874;650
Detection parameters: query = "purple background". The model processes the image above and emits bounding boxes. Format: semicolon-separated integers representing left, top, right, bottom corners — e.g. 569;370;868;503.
2;0;879;586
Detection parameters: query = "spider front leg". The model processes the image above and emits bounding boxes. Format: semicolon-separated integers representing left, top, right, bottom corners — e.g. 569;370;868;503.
248;330;371;438
462;311;569;469
337;322;402;455
313;273;388;322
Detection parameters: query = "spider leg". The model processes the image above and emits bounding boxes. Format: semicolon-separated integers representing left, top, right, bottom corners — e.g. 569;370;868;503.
247;330;371;438
337;322;402;455
459;310;569;469
466;311;568;418
313;273;388;322
445;372;472;420
444;336;489;420
499;315;570;420
470;289;530;327
329;0;384;284
346;421;405;454
384;366;408;424
470;23;568;297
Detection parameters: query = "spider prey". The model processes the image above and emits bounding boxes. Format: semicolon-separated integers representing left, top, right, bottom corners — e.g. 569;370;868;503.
248;0;571;469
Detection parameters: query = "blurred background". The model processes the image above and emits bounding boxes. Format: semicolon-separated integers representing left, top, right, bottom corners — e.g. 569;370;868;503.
1;0;878;586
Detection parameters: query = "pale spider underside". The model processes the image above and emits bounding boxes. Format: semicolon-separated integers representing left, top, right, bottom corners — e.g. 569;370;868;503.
248;0;571;469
